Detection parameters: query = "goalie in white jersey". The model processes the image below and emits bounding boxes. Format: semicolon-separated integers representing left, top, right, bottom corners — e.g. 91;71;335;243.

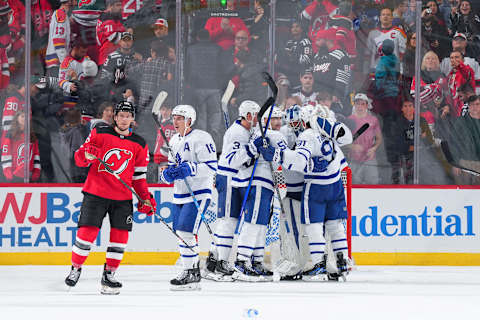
203;100;260;282
159;105;217;290
232;106;288;282
258;104;353;281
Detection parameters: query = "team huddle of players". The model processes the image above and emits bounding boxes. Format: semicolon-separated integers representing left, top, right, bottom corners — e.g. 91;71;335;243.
63;98;352;294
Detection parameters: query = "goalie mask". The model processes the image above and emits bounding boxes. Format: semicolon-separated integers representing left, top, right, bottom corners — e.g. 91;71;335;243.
172;104;196;127
285;104;304;132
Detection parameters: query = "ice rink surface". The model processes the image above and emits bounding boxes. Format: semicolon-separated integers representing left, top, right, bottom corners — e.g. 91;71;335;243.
1;265;479;320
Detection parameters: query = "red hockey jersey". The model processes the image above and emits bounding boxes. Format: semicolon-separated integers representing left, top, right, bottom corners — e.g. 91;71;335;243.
1;93;25;140
75;124;150;201
96;17;125;65
1;132;41;181
122;0;143;20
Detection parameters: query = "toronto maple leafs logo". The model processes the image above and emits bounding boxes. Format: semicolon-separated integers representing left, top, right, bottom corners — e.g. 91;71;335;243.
99;148;133;175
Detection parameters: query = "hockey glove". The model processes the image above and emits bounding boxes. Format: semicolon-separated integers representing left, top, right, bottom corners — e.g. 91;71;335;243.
138;193;157;216
85;144;101;163
259;145;283;164
311;156;329;173
160;165;176;183
175;162;197;179
315;117;337;139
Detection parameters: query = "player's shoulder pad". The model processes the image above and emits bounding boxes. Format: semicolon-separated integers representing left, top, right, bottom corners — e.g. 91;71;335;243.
55;9;67;23
60;56;74;69
126;132;147;148
192;129;213;140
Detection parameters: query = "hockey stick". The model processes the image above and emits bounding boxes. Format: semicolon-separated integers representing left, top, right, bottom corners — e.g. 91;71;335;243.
92;155;197;253
236;96;275;232
261;72;278;102
151;93;217;243
440;141;480;177
353;123;370;141
220;80;235;129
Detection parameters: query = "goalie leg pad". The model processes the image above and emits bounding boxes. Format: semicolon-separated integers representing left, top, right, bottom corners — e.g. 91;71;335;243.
214;217;237;261
304;222;326;265
177;230;199;270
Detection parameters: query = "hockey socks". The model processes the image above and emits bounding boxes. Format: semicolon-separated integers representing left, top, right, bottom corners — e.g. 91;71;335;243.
213;217;237;261
106;228;129;272
236;222;262;261
304;223;326;265
177;231;199;269
71;226;100;268
325;220;348;260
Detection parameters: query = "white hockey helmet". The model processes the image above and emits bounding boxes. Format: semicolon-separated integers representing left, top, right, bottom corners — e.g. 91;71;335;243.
172;104;196;127
299;104;316;126
238;100;260;119
262;106;284;124
284;104;304;132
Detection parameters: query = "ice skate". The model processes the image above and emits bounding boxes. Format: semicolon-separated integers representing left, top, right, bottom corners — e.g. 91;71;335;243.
252;261;273;282
328;252;348;282
65;266;82;287
100;264;122;295
232;259;262;282
202;251;218;281
302;256;328;282
171;263;201;291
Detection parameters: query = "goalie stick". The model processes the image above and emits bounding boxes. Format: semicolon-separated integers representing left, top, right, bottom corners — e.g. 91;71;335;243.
220;80;235;129
441;141;480;177
92;155;197;253
151;92;217;244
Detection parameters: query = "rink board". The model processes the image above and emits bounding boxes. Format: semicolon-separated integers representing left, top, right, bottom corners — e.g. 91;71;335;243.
0;184;480;265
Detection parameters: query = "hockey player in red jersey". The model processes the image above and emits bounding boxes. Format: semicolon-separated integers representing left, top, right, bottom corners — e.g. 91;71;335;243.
96;0;126;65
65;101;156;295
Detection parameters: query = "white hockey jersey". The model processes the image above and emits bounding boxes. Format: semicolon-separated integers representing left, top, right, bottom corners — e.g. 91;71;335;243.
281;124;352;186
279;125;304;193
366;26;407;72
167;129;218;204
249;129;288;191
45;8;70;69
217;120;256;188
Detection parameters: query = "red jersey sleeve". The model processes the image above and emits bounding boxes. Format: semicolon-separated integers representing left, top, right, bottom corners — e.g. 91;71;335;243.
74;128;99;167
2;134;12;180
31;140;41;181
132;142;150;200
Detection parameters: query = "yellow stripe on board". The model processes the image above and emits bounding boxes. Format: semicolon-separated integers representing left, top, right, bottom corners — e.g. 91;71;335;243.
2;252;480;265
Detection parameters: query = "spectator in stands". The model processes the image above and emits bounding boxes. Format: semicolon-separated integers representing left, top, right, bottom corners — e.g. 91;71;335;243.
393;0;409;30
366;7;407;74
152;18;174;48
0;1;12;90
458;82;476;116
450;94;480;184
102;32;142;81
244;0;269;54
153;98;174;169
373;39;401;117
317;90;352;124
276;73;290;110
422;0;448;27
447;49;476;116
384;99;431;184
300;0;337;40
347;93;382;184
71;0;103;64
89;102;114;130
59;108;89;183
1;83;25;141
276;20;312;90
292;69;318;107
440;32;480;92
128;39;173;159
185;29;223;149
45;0;75;77
96;0;127;65
1;110;41;182
204;0;249;50
411;51;450;137
311;28;351;113
421;10;450;59
402;32;417;97
449;0;480;42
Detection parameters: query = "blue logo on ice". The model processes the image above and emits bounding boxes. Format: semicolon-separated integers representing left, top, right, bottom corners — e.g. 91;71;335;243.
243;308;259;318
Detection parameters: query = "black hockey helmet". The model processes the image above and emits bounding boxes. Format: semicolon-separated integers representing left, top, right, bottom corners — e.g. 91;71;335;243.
114;101;136;119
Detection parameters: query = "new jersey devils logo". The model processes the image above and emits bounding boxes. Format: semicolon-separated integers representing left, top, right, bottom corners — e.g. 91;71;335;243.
16;143;25;166
78;0;96;8
99;148;133;175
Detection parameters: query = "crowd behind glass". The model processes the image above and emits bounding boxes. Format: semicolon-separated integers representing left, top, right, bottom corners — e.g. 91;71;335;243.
1;0;479;185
